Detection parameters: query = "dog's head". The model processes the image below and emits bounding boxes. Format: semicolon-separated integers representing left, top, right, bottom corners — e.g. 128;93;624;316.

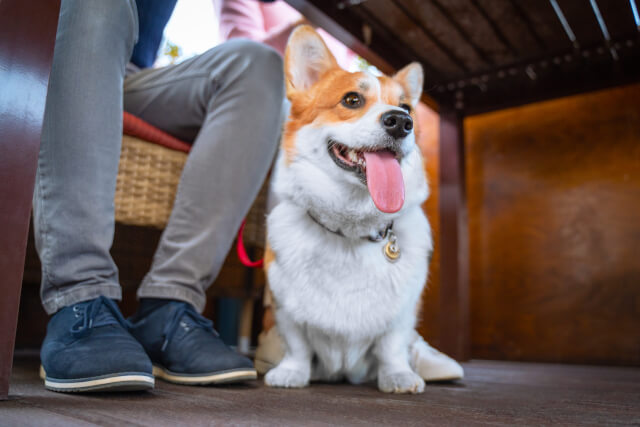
278;26;427;222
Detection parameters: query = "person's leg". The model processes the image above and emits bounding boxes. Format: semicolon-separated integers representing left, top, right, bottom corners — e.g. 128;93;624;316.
123;39;284;384
34;0;138;314
35;0;153;392
123;39;284;311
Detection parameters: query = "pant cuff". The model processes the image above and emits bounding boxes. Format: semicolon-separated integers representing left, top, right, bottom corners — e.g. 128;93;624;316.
137;282;206;313
42;283;122;315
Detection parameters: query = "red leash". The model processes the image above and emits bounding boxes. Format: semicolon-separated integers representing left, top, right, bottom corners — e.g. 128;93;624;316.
236;219;264;268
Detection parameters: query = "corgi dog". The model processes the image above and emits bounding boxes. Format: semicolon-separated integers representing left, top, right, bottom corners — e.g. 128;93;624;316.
264;26;432;394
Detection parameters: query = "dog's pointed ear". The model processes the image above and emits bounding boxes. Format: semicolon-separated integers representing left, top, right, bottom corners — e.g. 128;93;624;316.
393;62;424;107
285;25;338;96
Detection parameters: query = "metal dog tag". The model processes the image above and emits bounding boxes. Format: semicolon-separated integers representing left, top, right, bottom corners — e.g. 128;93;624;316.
383;230;400;262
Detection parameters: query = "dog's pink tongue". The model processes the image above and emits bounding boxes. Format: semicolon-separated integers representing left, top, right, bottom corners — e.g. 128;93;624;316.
363;150;404;213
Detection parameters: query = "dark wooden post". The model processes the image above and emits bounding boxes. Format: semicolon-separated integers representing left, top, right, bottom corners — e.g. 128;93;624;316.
0;0;61;399
438;109;470;361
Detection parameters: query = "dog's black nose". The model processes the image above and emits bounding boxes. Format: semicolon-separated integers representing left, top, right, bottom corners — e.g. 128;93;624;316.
380;110;413;139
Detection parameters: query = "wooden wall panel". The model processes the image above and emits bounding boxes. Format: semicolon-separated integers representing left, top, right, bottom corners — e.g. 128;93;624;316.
466;84;640;366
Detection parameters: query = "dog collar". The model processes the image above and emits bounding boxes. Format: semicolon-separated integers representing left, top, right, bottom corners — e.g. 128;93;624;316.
306;211;390;241
306;211;400;262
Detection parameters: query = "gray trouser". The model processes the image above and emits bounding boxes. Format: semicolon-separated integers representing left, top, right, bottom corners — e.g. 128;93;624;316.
34;0;284;314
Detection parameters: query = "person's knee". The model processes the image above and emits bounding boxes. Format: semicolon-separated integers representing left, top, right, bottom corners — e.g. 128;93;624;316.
239;40;285;99
213;39;284;89
229;39;283;73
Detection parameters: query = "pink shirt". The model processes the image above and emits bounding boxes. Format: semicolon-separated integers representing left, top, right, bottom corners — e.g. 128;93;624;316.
213;0;356;69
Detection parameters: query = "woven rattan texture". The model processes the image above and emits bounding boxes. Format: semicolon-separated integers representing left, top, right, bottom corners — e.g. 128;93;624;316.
115;135;186;228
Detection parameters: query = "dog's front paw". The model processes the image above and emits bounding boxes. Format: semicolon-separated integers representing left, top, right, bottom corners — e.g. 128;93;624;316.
378;370;425;394
264;366;310;388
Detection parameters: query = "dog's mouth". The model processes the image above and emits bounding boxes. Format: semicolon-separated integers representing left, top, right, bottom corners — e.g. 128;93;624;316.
328;141;369;180
328;140;405;213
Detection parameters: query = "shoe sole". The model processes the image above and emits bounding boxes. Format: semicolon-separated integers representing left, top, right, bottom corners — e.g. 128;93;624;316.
152;365;257;385
40;365;154;393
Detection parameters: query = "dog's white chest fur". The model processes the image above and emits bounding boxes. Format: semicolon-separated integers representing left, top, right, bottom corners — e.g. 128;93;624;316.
267;199;431;383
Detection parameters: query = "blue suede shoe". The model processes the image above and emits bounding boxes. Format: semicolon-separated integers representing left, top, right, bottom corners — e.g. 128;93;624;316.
40;296;154;392
129;301;257;385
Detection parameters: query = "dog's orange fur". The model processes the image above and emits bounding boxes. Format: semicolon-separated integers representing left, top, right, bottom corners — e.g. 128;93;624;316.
263;242;275;270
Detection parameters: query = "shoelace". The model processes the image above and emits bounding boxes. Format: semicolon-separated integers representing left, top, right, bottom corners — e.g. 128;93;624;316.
70;296;131;338
161;303;218;352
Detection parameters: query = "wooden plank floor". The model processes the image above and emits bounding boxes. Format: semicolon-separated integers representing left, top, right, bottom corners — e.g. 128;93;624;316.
4;357;640;426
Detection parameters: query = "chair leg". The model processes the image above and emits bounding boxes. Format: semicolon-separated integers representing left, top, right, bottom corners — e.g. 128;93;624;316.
238;299;255;355
0;0;60;399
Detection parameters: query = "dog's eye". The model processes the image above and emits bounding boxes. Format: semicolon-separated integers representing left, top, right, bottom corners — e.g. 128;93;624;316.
341;92;364;109
400;103;412;113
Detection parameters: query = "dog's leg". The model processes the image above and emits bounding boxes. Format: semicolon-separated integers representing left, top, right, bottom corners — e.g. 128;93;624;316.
264;309;312;388
374;328;425;394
